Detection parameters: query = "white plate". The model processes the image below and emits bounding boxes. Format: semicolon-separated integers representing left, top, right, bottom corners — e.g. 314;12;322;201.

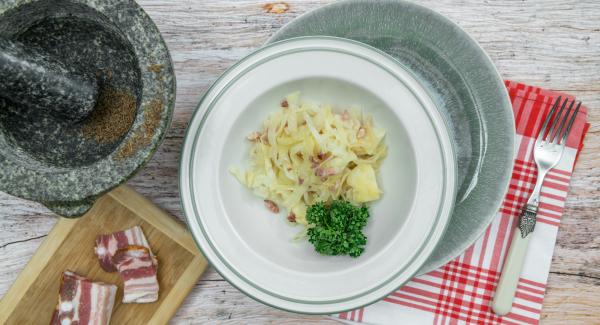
180;37;456;314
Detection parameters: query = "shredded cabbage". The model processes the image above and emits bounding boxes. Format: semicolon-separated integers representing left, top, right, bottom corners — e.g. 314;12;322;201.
230;92;387;225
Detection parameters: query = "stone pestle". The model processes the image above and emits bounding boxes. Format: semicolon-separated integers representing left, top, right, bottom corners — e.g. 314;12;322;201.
0;37;98;122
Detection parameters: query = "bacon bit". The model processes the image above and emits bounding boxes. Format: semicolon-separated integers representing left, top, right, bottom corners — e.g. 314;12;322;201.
316;152;331;161
311;152;332;169
247;131;261;142
357;128;366;139
298;178;304;185
315;167;337;178
264;200;279;213
281;99;289;108
287;213;296;223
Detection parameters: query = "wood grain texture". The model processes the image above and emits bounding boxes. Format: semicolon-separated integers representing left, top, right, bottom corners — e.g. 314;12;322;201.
0;0;598;324
0;185;207;325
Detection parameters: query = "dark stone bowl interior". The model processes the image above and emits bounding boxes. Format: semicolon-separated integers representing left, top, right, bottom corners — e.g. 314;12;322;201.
0;0;175;217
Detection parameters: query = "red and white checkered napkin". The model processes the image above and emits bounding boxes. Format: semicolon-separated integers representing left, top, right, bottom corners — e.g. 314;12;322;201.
335;81;590;325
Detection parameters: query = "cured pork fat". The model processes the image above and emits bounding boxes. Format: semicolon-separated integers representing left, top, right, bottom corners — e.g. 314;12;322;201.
95;226;155;272
49;271;117;325
113;246;159;303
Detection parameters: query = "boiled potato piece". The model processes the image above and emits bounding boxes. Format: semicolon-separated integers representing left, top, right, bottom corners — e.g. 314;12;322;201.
347;164;381;202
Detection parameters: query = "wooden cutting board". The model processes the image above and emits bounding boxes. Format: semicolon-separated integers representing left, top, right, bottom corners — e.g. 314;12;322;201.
0;185;208;325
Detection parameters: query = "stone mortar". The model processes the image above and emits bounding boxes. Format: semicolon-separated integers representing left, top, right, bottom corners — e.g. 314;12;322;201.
0;0;175;217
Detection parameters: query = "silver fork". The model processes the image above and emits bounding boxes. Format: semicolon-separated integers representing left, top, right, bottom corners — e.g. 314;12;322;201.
492;96;581;316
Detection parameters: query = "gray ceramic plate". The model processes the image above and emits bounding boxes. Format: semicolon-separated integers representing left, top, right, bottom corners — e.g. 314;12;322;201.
269;0;515;273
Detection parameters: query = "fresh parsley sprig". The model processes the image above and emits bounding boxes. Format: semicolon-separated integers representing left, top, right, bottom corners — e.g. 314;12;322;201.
306;200;370;257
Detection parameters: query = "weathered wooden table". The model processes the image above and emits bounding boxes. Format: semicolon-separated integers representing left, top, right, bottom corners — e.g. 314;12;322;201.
1;1;598;323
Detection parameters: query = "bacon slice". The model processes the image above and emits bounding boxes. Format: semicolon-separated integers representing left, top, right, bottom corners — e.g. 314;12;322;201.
113;246;159;303
50;271;117;325
95;226;155;272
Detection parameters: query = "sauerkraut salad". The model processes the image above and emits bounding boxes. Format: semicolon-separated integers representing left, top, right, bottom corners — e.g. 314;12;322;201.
230;92;387;225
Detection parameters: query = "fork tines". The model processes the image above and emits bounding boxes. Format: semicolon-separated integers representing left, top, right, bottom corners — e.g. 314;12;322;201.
538;96;582;145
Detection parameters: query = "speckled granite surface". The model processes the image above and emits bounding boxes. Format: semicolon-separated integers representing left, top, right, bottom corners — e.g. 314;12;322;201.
0;0;175;217
0;37;99;122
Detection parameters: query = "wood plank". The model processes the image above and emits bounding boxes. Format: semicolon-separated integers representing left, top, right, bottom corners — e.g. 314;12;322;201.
541;273;600;324
0;0;599;323
0;185;207;324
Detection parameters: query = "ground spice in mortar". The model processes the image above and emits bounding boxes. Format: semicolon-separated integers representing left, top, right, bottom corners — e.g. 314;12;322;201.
116;98;163;160
82;88;137;143
148;64;163;73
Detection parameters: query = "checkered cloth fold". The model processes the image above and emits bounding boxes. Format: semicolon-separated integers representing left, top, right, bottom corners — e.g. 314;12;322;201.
335;81;590;325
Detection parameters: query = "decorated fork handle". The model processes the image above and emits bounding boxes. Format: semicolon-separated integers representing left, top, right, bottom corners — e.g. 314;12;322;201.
491;204;538;315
